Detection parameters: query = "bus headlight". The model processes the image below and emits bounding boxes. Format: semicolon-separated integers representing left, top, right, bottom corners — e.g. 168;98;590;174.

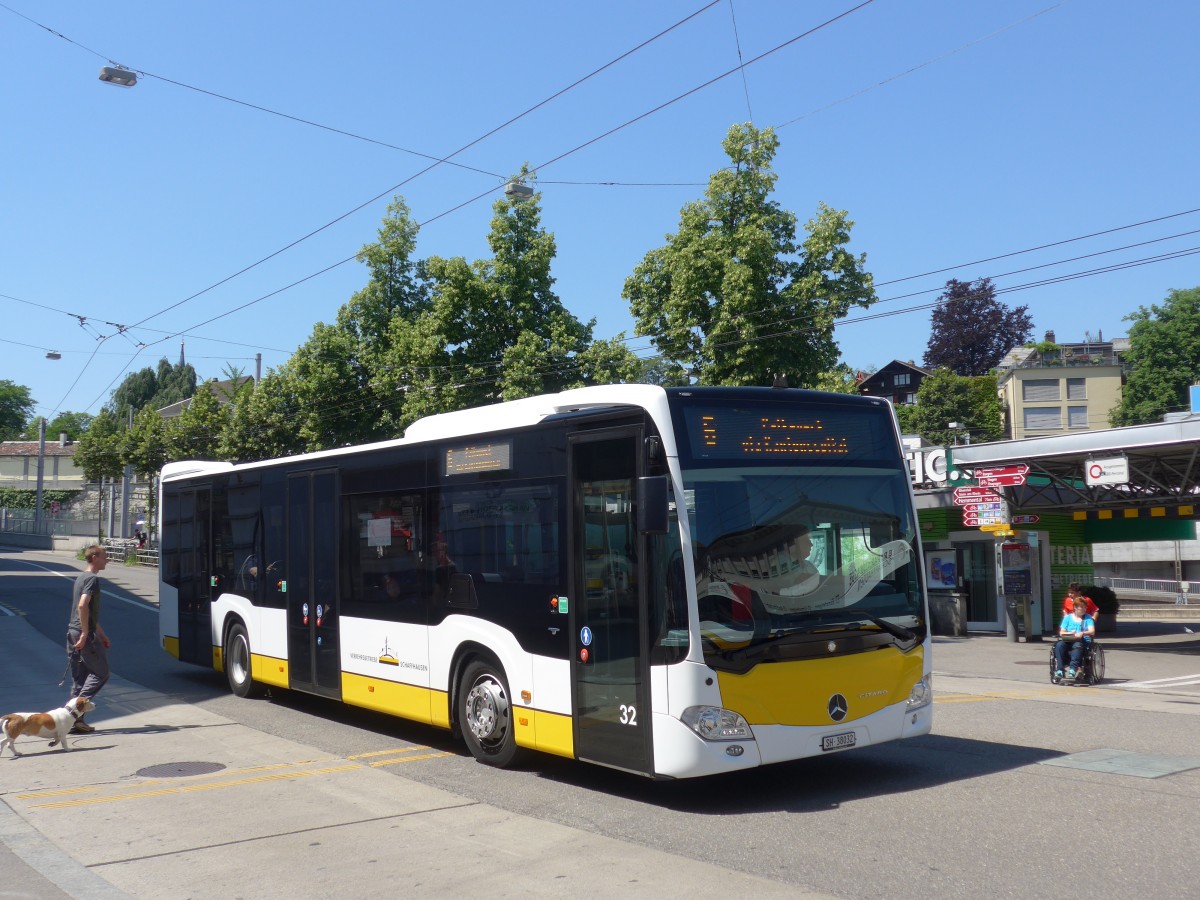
906;674;932;711
680;706;753;741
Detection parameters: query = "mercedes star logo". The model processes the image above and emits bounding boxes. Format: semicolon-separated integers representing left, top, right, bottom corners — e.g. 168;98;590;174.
828;693;849;722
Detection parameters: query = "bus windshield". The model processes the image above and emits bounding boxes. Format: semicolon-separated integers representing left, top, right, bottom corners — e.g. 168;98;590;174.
685;465;924;670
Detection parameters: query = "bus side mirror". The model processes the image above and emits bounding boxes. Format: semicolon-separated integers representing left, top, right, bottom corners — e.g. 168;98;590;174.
637;476;669;535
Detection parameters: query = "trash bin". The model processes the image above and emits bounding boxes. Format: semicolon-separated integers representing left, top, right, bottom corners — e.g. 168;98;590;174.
929;592;967;636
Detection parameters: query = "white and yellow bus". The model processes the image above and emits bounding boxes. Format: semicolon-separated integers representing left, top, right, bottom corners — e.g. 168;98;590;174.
159;384;932;778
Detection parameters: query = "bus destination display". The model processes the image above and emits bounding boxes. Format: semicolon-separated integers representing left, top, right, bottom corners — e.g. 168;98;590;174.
681;406;886;461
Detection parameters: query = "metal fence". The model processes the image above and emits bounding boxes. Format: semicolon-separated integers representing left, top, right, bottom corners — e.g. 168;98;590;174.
101;538;159;568
1094;576;1195;603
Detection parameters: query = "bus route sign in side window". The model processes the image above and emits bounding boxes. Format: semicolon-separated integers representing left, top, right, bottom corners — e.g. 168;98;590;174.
444;441;513;476
675;401;894;465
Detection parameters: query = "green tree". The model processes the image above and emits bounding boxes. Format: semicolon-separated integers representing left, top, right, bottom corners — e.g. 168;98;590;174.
812;363;862;394
382;180;631;424
1111;287;1200;426
923;278;1034;376
217;372;306;462
107;358;198;421
898;370;1003;445
121;405;169;478
0;380;35;439
21;411;92;441
72;409;124;482
623;123;876;387
168;385;229;461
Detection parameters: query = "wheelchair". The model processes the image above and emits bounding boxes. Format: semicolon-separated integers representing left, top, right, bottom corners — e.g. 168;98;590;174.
1049;638;1105;685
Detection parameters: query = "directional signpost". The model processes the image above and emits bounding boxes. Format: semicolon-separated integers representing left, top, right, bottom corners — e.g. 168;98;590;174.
973;464;1029;488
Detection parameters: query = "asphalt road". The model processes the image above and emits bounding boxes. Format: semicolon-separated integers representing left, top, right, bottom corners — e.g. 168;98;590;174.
3;547;1200;899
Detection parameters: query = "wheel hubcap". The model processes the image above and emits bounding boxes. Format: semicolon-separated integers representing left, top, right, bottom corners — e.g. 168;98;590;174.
465;676;509;745
231;637;248;683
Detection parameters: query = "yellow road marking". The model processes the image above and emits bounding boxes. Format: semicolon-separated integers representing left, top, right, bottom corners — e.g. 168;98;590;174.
31;764;363;809
369;751;453;767
23;745;447;810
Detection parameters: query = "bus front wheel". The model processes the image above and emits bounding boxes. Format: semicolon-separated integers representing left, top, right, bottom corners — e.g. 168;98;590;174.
225;623;263;698
457;660;523;768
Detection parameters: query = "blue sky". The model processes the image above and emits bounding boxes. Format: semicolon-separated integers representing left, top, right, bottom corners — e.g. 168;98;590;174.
3;0;1198;420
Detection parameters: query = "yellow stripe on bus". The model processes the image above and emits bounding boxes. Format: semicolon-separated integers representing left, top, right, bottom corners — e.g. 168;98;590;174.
515;707;574;759
251;653;290;689
717;646;925;725
342;671;436;725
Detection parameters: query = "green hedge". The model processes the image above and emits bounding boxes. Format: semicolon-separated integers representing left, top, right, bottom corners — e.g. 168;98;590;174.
0;488;81;510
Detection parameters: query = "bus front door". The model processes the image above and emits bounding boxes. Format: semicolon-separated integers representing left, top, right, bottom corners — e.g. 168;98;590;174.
569;431;652;775
286;470;341;699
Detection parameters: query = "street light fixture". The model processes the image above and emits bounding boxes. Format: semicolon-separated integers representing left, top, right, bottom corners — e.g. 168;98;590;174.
45;350;61;360
504;180;534;199
99;66;138;87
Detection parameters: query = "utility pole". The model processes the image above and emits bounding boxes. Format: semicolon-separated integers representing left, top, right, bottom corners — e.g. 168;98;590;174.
34;417;46;533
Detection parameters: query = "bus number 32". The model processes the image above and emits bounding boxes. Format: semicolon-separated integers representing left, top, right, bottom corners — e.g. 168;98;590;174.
619;704;637;725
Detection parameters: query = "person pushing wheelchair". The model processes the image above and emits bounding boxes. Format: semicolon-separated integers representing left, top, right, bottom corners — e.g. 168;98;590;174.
1054;597;1095;683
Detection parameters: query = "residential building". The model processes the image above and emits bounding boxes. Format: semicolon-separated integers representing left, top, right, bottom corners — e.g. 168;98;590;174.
0;437;85;489
994;330;1128;440
857;359;929;407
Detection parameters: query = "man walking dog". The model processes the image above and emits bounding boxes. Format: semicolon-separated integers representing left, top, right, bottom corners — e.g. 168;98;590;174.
66;544;111;734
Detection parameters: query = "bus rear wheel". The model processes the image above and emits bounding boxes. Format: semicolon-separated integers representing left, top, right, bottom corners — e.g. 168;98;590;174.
225;623;263;698
457;660;523;768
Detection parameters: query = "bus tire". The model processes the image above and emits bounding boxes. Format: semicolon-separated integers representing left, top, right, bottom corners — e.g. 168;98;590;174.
457;659;523;768
225;623;263;698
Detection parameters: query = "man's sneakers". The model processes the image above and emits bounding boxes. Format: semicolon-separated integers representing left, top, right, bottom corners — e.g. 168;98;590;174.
1055;669;1064;680
1065;667;1077;682
69;719;95;735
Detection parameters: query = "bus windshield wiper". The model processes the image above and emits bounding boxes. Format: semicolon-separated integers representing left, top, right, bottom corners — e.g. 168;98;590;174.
856;614;917;644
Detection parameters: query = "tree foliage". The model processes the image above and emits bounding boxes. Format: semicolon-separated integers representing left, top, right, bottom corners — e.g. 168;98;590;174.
21;411;92;441
106;359;198;421
121;406;169;479
623;123;875;387
896;370;1003;445
1110;287;1200;426
923;278;1034;375
379;181;638;426
0;380;35;440
72;409;124;482
169;384;230;461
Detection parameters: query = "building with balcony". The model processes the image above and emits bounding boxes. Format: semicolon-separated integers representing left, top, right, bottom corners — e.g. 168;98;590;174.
994;330;1128;440
857;359;929;406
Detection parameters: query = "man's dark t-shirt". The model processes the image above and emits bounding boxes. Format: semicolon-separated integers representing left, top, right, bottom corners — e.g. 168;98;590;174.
69;572;101;633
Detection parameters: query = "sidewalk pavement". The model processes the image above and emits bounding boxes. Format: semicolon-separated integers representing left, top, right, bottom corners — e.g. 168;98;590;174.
0;552;823;899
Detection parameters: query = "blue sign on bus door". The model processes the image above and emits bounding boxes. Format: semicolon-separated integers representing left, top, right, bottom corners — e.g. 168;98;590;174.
580;626;593;647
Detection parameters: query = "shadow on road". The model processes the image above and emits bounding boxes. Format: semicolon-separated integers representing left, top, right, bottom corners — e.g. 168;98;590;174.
532;733;1062;813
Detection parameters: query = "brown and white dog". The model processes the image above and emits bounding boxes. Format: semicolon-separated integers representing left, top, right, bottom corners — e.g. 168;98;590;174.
0;697;96;756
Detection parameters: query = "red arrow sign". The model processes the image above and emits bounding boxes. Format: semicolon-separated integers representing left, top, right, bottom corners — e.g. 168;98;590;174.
974;464;1030;478
961;502;1005;512
962;514;1007;526
953;488;1004;502
976;474;1026;487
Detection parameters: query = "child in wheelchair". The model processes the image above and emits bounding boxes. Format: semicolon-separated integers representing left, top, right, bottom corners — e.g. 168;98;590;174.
1054;598;1096;683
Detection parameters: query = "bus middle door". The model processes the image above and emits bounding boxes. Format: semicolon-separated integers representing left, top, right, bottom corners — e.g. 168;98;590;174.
285;470;341;699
